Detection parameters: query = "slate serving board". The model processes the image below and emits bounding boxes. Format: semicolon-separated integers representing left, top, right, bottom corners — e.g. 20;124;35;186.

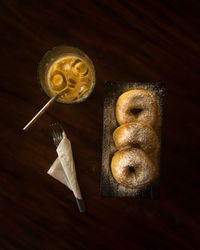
100;82;165;199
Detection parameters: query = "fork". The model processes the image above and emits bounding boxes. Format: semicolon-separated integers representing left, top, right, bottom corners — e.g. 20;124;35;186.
50;122;86;213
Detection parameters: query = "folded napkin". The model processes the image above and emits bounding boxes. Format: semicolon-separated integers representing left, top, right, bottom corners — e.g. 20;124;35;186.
47;131;82;200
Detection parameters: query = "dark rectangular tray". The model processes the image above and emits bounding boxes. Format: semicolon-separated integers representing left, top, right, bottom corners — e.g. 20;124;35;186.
100;82;165;199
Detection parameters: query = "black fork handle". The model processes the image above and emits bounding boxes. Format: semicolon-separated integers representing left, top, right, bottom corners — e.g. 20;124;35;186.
76;198;86;213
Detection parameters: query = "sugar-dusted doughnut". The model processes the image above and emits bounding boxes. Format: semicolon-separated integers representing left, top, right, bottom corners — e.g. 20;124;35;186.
113;122;159;155
116;90;158;127
111;148;157;189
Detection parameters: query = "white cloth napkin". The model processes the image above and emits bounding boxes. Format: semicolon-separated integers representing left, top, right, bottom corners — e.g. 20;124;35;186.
47;132;82;200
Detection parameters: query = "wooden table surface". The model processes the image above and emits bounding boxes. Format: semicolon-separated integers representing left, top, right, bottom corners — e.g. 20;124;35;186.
1;1;200;249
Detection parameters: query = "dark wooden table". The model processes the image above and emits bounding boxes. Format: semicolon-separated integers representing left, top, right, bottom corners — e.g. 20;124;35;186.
1;1;200;249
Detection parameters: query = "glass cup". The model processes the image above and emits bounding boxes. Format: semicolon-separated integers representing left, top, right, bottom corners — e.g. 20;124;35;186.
37;45;96;104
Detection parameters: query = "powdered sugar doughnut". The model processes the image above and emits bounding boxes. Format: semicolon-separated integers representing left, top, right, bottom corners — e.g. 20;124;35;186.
113;122;159;154
111;148;157;189
116;90;158;127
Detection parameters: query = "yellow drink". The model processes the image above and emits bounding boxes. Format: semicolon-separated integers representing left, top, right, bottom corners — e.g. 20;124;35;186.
38;46;95;104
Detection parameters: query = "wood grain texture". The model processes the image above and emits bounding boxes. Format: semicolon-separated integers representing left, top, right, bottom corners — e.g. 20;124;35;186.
101;82;165;199
0;0;200;249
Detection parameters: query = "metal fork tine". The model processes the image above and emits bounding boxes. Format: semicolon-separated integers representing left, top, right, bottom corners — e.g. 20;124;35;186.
54;124;62;140
50;126;57;147
50;122;64;147
55;123;63;139
54;127;60;146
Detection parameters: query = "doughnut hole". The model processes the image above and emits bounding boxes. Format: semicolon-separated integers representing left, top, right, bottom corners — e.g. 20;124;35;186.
130;108;143;117
126;165;140;180
51;72;66;91
131;143;140;149
129;166;135;174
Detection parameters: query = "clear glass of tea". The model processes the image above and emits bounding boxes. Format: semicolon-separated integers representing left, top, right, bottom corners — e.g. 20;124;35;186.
38;45;96;104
